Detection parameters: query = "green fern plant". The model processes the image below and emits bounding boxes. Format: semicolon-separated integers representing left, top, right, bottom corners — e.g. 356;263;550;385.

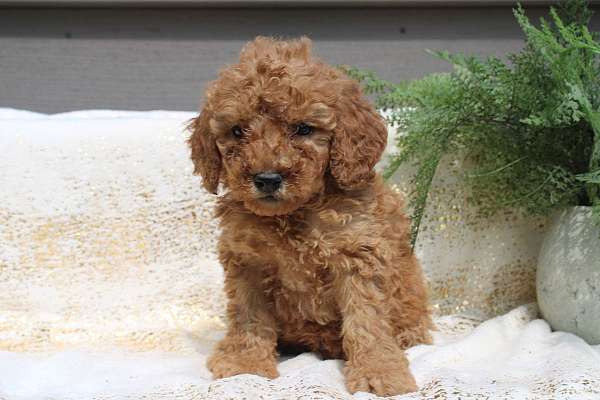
345;1;600;245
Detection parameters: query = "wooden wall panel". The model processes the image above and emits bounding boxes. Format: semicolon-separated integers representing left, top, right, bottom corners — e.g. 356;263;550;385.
1;6;598;112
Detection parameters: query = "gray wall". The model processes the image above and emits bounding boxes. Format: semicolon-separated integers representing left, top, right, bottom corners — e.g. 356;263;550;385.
1;4;599;112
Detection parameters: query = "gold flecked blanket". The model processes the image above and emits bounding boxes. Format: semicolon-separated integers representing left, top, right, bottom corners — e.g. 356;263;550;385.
3;109;593;400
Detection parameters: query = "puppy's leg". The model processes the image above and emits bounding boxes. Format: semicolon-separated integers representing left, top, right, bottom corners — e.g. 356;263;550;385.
336;271;418;397
207;262;278;380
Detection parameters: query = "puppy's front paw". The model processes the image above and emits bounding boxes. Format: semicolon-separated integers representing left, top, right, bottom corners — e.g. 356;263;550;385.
207;349;279;380
344;360;417;397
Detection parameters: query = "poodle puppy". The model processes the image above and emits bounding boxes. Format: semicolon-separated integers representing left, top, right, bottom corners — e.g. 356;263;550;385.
188;36;433;397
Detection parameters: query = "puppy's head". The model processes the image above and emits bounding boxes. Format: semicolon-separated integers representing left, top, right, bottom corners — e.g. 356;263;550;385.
188;36;387;216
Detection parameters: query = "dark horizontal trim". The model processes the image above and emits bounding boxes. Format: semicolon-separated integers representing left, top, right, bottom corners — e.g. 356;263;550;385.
1;0;596;8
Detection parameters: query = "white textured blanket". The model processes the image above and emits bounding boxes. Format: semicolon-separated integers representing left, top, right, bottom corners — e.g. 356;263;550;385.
1;109;599;399
2;306;599;399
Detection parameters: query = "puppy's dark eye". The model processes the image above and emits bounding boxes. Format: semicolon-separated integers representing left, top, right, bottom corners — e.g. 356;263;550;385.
231;125;243;138
294;123;313;136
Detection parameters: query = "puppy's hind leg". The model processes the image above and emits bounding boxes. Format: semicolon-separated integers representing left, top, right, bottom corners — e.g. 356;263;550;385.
394;320;434;350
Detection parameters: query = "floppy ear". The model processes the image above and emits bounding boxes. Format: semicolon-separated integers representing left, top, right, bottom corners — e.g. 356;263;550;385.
329;81;387;190
187;108;221;194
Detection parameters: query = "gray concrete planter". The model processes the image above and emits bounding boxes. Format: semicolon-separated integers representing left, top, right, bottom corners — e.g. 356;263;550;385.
537;206;600;345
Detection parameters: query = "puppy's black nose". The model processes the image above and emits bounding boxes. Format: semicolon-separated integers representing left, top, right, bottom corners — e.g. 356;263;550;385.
253;172;283;194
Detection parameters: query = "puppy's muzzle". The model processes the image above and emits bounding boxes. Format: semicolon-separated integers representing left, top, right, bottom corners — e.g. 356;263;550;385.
253;172;283;194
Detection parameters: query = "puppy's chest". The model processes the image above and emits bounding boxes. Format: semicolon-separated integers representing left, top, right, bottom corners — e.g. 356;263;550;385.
255;221;332;282
255;222;340;323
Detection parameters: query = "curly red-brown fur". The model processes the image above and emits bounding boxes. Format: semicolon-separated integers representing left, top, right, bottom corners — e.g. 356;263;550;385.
189;36;433;397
